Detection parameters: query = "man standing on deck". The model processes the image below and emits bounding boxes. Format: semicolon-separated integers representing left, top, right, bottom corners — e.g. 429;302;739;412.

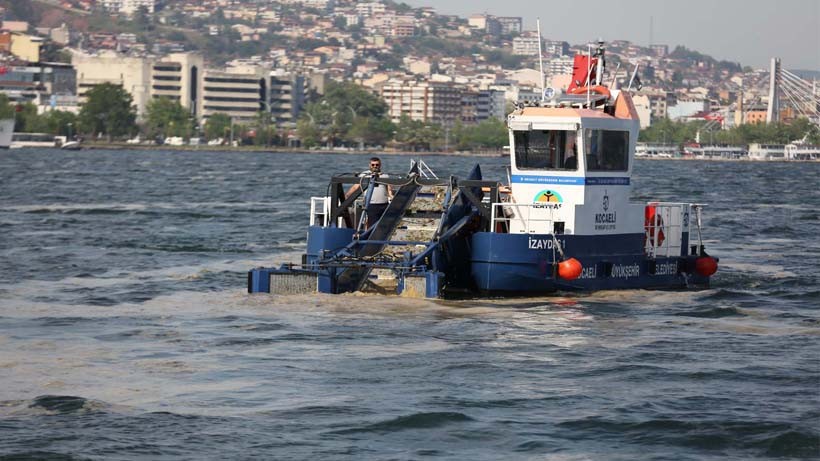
346;157;393;228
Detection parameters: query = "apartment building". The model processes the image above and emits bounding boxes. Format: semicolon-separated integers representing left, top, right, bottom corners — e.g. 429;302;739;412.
635;90;670;119
379;80;463;126
512;35;541;56
355;1;386;17
102;0;155;14
392;18;415;37
650;44;669;57
475;89;506;122
547;55;574;76
544;40;570;57
9;33;44;63
496;17;522;35
461;89;505;124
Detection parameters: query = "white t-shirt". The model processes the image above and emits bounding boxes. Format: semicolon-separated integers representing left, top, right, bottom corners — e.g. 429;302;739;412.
359;170;390;204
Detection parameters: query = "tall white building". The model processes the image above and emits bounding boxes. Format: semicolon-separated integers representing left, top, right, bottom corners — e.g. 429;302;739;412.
547;56;574;76
150;53;203;117
496;17;522;35
378;80;463;126
74;52;201;119
512;35;542;56
74;52;153;118
121;0;155;14
101;0;155;14
201;66;267;122
355;1;386;17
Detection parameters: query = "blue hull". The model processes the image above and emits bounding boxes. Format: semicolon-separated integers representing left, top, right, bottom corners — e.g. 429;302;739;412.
470;232;709;294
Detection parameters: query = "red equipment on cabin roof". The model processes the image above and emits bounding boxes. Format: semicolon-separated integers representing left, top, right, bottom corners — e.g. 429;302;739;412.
567;55;599;93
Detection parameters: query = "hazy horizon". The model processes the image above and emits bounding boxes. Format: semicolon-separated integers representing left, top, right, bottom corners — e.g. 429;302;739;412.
404;0;820;71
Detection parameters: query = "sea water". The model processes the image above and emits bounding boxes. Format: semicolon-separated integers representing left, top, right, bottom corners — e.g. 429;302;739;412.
0;149;818;460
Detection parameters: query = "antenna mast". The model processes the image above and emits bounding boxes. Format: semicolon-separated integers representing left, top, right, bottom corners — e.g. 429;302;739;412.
537;19;545;102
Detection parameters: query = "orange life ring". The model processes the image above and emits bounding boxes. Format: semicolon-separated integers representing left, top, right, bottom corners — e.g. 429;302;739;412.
568;85;611;99
644;204;665;246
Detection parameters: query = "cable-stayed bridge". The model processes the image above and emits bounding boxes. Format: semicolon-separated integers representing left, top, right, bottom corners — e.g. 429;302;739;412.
767;58;820;126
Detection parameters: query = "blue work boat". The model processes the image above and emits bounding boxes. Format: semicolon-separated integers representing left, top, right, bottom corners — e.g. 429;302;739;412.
249;43;719;298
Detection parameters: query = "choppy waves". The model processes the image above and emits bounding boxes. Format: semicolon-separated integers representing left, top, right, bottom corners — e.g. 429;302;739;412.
0;150;818;459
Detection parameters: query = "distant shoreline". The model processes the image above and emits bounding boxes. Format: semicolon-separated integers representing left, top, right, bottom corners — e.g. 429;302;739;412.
7;143;820;162
76;142;509;157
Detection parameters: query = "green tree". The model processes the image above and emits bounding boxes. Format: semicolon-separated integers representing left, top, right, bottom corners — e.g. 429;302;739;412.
640;117;820;145
78;83;137;140
347;116;395;147
204;113;232;141
0;94;14;119
296;117;321;148
12;103;39;132
39;110;78;136
455;118;508;150
144;97;192;138
297;81;391;147
253;110;278;146
394;115;442;151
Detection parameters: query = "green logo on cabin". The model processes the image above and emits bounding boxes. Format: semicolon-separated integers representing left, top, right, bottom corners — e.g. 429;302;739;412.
534;189;563;203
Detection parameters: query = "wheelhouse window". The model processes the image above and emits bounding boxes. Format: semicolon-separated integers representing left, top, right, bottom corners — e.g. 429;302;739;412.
514;130;578;170
584;130;630;171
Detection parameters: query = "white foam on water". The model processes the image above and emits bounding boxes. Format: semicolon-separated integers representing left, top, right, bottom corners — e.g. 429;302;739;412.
719;262;797;278
0;250;308;314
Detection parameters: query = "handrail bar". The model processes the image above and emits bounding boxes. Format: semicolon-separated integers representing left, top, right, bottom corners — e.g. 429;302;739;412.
490;202;555;234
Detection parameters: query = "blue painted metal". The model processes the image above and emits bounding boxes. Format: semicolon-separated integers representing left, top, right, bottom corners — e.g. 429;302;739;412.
511;175;630;186
306;226;355;265
470;231;711;293
248;268;271;293
425;271;444;298
317;268;335;293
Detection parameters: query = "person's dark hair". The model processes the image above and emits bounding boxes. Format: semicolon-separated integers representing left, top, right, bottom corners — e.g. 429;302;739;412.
370;157;381;163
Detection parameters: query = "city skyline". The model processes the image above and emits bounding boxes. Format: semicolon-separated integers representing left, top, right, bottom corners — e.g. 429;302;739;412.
405;0;820;71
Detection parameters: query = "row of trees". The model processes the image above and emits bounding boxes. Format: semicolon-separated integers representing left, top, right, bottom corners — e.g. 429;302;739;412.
3;82;508;150
2;85;205;143
7;82;816;149
295;81;508;150
640;117;820;145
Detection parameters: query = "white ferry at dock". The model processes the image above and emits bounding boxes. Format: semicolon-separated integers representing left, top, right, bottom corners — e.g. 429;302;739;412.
749;143;820;161
635;142;680;158
684;144;748;160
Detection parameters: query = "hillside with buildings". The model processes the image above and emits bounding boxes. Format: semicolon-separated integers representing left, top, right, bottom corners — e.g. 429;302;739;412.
0;0;816;148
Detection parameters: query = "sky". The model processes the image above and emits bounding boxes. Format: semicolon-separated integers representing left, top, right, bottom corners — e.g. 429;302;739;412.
404;0;820;71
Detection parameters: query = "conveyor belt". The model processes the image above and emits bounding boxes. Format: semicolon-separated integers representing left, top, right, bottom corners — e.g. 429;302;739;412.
334;167;421;293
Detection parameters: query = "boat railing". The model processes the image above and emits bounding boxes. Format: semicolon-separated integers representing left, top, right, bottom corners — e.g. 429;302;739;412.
644;202;702;258
490;202;555;234
310;196;330;227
